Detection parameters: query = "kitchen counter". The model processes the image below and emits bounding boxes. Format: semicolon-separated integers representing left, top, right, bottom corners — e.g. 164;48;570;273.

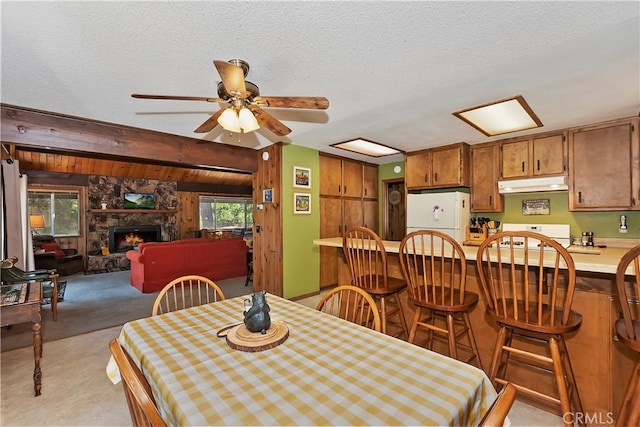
313;237;634;275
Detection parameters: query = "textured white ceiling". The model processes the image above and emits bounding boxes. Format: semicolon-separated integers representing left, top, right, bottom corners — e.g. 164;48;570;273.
2;1;638;165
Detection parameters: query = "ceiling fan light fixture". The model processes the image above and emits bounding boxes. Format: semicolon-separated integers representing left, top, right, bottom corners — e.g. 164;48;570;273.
218;107;242;133
238;107;260;132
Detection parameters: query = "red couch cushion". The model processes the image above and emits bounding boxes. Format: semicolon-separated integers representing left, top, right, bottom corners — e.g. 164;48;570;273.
39;242;66;257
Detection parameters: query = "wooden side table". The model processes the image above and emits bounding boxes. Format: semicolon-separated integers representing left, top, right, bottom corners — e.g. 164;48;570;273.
1;281;43;396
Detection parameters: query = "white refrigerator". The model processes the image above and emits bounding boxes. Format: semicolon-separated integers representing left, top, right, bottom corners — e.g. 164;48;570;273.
406;192;471;243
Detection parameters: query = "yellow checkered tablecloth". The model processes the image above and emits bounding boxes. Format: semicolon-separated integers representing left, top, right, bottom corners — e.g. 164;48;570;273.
108;294;497;426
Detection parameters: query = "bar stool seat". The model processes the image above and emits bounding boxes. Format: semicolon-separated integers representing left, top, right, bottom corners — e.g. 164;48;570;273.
614;244;640;426
342;227;409;339
399;229;483;369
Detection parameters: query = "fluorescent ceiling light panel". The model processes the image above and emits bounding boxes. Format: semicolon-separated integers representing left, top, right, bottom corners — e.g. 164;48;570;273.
331;138;401;157
453;95;543;137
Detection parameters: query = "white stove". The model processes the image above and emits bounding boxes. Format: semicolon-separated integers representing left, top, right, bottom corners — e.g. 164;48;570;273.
499;223;571;250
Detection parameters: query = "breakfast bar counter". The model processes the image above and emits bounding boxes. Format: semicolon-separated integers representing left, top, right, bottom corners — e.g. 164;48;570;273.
314;237;639;419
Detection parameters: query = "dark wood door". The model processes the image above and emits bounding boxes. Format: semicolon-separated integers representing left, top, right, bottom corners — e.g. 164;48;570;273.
385;181;405;241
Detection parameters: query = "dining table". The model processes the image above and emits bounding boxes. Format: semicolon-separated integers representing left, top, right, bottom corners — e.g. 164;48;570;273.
107;294;498;426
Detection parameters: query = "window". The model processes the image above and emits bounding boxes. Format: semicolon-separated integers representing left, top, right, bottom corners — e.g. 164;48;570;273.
28;190;80;236
199;196;253;230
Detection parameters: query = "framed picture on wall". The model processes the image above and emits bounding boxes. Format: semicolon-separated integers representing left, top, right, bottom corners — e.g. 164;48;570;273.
263;188;273;203
293;193;311;214
293;166;311;189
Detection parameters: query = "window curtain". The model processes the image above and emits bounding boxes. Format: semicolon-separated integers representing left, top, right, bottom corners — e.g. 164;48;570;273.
1;158;34;271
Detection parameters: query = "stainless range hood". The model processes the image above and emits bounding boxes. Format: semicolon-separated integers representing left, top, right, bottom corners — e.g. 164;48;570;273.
498;175;568;194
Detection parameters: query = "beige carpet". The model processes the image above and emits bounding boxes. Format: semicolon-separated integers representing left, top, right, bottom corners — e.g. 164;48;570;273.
1;293;563;426
1;271;252;352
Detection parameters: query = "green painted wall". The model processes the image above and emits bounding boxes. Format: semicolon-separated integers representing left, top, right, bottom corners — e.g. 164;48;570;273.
378;161;405;235
282;145;320;299
476;192;640;239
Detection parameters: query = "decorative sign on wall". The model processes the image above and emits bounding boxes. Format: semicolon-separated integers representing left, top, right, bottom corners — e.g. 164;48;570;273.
263;188;274;203
522;199;550;215
293;193;311;214
293;166;311;189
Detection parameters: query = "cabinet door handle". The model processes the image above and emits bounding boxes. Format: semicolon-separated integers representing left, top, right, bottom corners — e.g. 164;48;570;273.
338;185;341;194
537;160;540;171
424;173;428;183
489;195;492;206
344;186;347;194
338;225;341;234
521;161;525;172
578;191;583;203
434;172;438;182
364;188;367;196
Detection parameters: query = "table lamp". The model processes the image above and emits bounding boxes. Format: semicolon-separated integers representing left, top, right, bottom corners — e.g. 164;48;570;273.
29;214;46;235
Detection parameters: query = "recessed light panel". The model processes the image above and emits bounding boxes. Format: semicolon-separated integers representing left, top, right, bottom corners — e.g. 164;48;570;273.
330;138;401;157
453;95;542;137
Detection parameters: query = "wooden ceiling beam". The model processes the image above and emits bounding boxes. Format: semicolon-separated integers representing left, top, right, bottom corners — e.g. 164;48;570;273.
1;104;258;172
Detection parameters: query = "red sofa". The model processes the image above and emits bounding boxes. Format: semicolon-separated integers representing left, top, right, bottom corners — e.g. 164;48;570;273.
126;238;248;293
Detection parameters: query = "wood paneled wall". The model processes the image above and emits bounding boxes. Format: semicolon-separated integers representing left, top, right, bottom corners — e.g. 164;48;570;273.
177;192;200;239
252;144;283;296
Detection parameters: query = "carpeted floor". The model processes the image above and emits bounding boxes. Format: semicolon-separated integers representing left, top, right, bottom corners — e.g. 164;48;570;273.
0;271;252;352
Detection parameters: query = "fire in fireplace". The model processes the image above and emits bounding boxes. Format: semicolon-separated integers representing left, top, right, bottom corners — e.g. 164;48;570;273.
108;225;162;253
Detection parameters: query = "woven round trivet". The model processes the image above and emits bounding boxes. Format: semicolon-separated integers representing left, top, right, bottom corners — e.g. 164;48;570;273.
226;321;289;352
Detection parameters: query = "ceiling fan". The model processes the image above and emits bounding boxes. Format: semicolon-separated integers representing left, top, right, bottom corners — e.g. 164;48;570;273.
132;59;329;136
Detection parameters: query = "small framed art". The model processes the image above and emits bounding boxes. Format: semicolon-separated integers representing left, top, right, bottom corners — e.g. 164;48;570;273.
263;188;273;203
293;166;311;189
293;193;311;214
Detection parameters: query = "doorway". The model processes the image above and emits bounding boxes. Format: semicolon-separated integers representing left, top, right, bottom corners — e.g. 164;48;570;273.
383;179;405;241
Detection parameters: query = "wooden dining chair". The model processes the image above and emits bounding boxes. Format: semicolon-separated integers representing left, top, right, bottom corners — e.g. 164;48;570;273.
399;230;482;369
109;339;166;427
342;226;409;338
476;231;583;427
151;275;225;316
614;245;640;426
316;285;381;332
479;383;517;427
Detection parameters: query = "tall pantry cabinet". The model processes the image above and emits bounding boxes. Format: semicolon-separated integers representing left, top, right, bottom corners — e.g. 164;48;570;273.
319;154;378;287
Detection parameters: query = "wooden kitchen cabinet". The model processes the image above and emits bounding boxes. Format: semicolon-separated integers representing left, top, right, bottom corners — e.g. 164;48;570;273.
470;142;503;212
569;118;639;210
319;155;343;197
405;142;470;190
501;132;566;179
319;153;379;287
363;164;378;199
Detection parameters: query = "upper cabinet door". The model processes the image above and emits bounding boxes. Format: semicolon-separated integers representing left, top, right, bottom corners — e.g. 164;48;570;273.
342;160;363;197
405;151;431;189
532;134;566;176
363;164;378;200
319;155;343;196
569;119;637;210
431;144;469;187
471;143;503;212
501;140;529;178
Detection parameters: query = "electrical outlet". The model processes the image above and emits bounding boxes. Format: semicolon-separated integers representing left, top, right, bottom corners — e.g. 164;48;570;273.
619;215;628;233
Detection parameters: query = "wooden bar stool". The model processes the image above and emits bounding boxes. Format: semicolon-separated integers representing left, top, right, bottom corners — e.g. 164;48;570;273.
614;245;640;426
342;226;409;339
399;229;482;369
476;231;583;427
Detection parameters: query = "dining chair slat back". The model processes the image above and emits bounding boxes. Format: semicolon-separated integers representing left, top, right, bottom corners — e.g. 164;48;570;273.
151;275;225;316
109;339;166;427
316;285;381;332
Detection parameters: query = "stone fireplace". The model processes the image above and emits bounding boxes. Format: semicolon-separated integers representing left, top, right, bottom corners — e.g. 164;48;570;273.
108;225;162;253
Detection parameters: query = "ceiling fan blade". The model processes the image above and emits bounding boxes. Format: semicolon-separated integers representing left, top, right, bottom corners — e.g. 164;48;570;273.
194;109;225;133
214;60;247;98
253;96;329;109
248;106;291;136
132;94;224;103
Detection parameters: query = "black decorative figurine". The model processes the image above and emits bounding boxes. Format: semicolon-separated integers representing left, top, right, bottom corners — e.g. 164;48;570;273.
243;291;271;334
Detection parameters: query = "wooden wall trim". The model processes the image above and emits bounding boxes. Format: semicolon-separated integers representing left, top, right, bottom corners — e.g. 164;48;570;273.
1;104;258;172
